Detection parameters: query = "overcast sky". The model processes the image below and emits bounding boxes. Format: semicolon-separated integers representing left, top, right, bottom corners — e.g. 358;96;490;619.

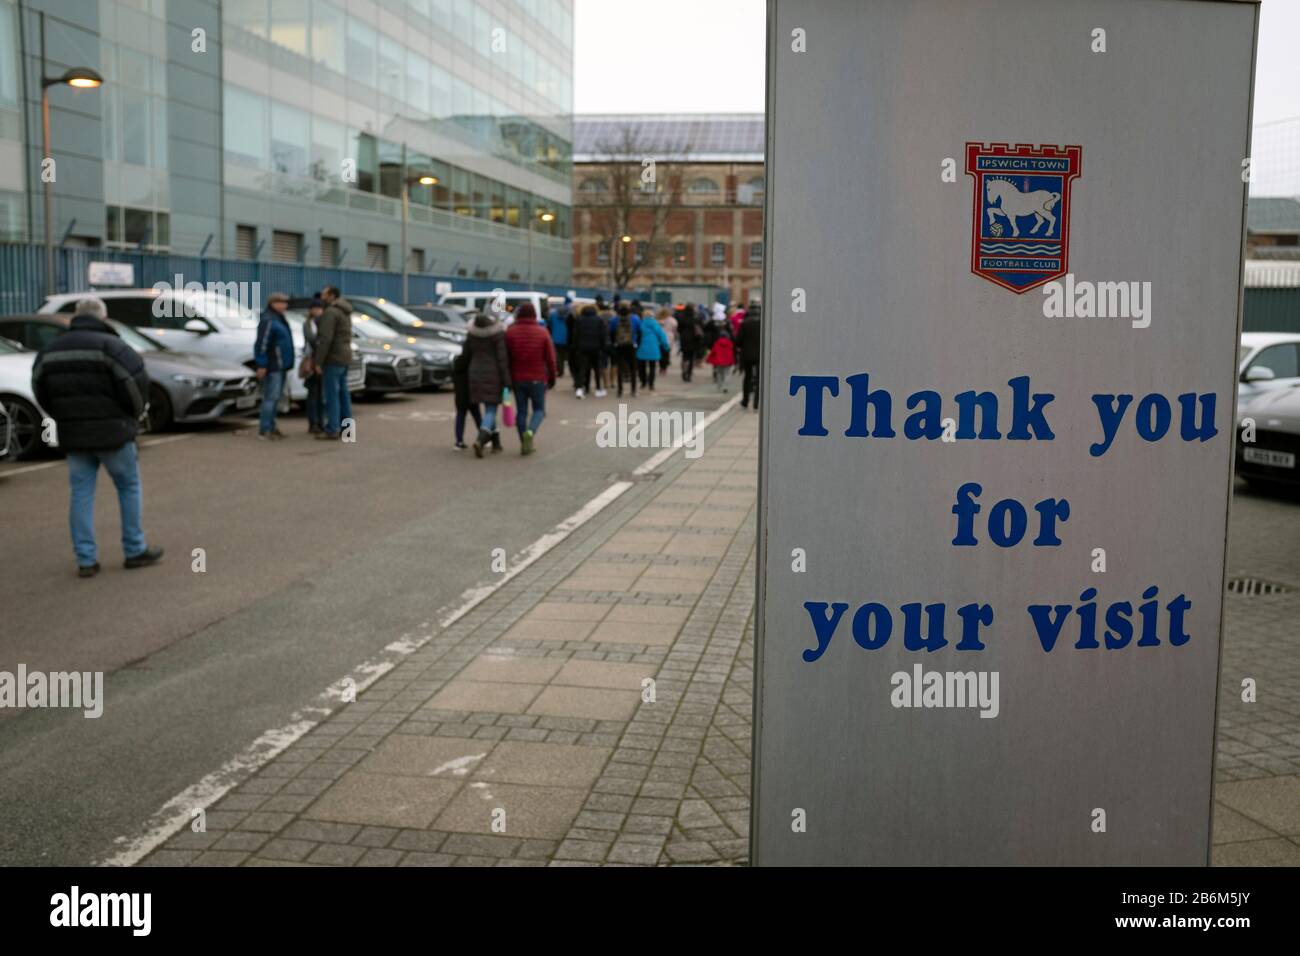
573;0;1299;126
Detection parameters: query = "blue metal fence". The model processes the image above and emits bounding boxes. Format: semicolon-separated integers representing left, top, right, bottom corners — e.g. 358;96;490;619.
0;242;647;314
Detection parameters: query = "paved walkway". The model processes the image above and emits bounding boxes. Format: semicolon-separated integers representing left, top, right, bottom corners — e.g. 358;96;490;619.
130;403;1298;866
140;403;758;867
1211;483;1300;865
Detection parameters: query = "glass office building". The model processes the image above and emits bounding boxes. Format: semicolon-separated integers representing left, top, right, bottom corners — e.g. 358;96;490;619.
5;0;573;284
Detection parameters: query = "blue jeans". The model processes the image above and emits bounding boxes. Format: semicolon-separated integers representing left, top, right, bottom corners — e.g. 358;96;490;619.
68;442;147;566
513;381;546;436
322;364;353;435
258;370;285;433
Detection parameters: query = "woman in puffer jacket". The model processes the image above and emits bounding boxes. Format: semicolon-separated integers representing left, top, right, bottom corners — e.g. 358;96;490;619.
635;309;671;391
465;313;511;457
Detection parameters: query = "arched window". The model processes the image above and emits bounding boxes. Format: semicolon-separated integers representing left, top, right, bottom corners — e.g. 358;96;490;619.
688;177;720;195
579;177;608;193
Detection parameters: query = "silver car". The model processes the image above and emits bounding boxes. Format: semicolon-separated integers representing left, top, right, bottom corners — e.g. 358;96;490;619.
0;313;261;431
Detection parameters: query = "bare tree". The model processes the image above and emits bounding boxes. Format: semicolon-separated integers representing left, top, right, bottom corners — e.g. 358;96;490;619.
584;125;689;291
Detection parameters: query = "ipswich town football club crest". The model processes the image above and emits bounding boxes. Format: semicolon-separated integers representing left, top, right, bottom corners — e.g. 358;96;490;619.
966;142;1082;293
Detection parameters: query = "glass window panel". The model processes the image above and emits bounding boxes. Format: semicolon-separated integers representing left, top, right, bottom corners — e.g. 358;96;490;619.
124;207;151;244
378;35;403;101
377;139;402;198
311;1;344;66
269;0;308;55
346;16;376;88
224;0;268;39
405;51;428;114
119;47;149;90
430;65;451;118
0;1;18;109
349;129;377;192
270;100;310;177
311;115;345;182
224;86;267;168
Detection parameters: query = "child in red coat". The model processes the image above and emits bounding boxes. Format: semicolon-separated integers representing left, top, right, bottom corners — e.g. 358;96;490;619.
707;329;735;392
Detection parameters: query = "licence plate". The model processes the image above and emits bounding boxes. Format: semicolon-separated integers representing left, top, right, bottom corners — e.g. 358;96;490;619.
1244;447;1296;468
236;395;257;410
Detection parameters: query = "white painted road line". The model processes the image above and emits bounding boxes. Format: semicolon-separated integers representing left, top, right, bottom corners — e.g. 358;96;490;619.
98;397;739;867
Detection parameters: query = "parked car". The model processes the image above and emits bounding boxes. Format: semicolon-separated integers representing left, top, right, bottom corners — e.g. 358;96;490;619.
438;289;548;326
0;313;260;432
0;336;50;460
399;302;469;344
285;308;420;397
1238;332;1300;404
41;289;364;405
338;297;458;388
1236;383;1300;490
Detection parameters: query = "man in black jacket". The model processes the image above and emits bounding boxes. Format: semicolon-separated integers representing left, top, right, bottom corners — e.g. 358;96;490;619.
31;297;163;577
571;305;609;399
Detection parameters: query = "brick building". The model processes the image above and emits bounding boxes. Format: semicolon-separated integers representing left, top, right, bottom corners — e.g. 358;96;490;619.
571;114;764;305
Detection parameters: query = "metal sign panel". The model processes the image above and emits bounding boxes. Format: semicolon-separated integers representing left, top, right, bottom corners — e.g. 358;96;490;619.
87;261;134;287
754;0;1258;865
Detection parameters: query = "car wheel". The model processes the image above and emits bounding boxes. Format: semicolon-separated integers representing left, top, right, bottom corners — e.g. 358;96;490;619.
145;385;173;433
0;396;43;460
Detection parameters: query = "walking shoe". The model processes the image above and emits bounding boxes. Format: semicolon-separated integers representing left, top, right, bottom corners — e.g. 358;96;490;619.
473;428;488;458
575;388;585;399
595;389;607;398
315;431;339;441
521;430;534;455
491;432;503;453
124;546;164;570
77;563;100;579
270;427;287;440
257;431;272;441
454;441;467;451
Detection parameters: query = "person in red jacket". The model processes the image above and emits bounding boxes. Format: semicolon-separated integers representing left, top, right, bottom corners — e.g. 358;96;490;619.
504;303;557;455
706;327;736;392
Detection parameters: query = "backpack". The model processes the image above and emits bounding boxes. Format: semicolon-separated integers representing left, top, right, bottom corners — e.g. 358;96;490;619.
614;315;634;346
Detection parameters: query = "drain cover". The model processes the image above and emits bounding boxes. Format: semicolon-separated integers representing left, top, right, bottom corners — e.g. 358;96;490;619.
1226;577;1293;596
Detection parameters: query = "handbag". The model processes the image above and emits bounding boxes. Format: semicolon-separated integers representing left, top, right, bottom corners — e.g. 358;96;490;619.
501;387;516;428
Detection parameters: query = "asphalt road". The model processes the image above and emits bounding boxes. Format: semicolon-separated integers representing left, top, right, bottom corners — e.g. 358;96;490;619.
0;374;732;865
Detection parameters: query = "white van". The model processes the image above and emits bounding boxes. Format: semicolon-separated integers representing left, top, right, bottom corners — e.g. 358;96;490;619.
438;290;548;325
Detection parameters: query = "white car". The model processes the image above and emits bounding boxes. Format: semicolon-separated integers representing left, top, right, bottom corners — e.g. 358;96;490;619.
0;337;52;460
438;289;548;326
1238;332;1300;404
40;289;318;403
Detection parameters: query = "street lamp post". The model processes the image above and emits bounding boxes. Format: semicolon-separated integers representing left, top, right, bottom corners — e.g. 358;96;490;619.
619;234;631;292
39;11;102;297
400;155;439;304
526;209;555;286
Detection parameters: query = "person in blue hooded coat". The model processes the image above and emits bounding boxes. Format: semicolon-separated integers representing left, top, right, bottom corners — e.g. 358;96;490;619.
635;308;671;391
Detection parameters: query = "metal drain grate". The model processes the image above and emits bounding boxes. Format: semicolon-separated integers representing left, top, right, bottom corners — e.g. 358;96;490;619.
1226;577;1293;597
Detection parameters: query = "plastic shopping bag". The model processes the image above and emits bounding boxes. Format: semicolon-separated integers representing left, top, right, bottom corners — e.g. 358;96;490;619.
501;388;516;428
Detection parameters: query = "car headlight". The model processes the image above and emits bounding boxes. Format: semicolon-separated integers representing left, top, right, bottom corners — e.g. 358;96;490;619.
172;374;222;388
437;330;465;343
369;353;397;365
422;351;452;366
